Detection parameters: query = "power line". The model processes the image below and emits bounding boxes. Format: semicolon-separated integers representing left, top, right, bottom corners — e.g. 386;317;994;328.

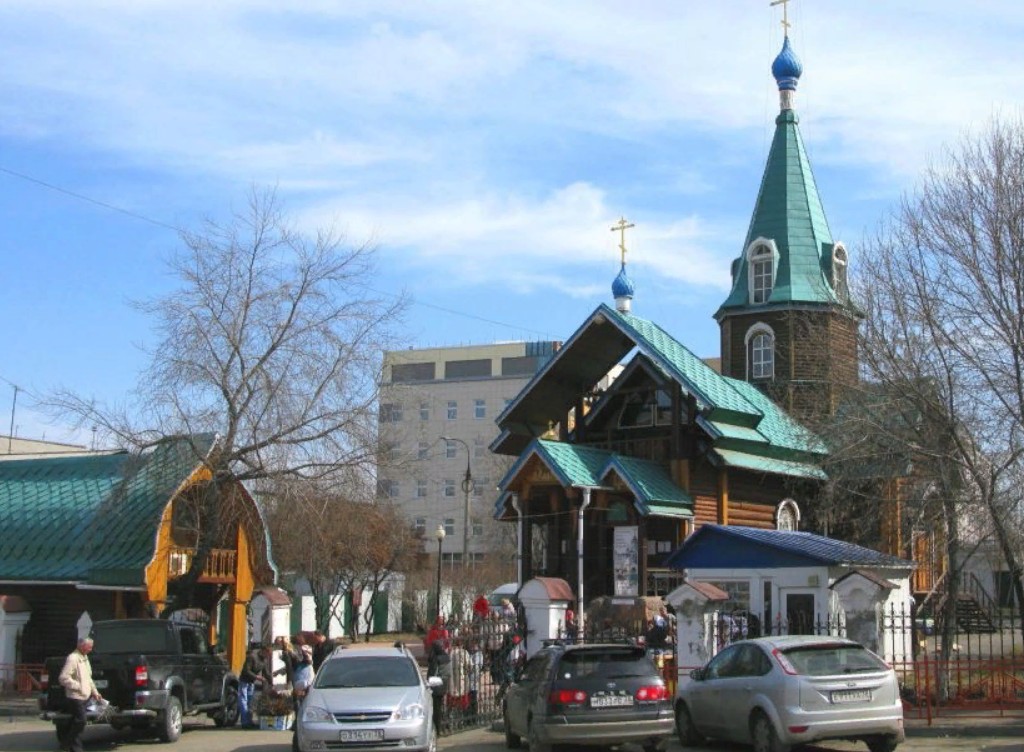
1;164;555;339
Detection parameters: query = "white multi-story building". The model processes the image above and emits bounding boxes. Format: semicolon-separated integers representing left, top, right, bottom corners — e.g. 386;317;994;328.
378;341;561;567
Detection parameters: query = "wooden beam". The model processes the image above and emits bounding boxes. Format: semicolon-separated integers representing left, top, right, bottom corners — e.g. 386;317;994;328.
717;468;729;525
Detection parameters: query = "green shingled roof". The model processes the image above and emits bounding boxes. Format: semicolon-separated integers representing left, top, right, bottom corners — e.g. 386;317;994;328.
0;435;215;587
716;108;839;317
496;439;693;520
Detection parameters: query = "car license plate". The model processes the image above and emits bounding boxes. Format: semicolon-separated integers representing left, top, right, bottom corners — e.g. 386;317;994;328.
94;680;108;689
831;689;871;703
339;729;384;742
591;695;633;708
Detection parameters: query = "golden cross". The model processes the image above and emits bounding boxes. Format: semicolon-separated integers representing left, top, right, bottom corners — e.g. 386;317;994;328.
770;0;792;34
610;217;635;265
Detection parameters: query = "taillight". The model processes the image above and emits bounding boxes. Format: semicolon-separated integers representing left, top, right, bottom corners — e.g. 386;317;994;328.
548;689;587;705
41;675;49;690
134;665;148;687
771;648;799;675
635;685;668;702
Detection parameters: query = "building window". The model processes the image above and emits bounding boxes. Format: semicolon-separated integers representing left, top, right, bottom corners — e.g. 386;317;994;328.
383;441;401;462
379;403;402;422
447;401;457;420
377;479;399;498
472;518;484;537
444;518;455;536
474;399;486;419
776;499;801;531
441;552;463;567
445;440;456;459
747;325;775;381
418;441;430;461
473;437;485;459
419;401;430;421
416;480;427;498
746;239;778;305
473;478;487;498
444;479;455;497
414;517;426;535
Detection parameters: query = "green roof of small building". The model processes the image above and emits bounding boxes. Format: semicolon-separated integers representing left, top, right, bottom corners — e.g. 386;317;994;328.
0;435;216;587
716;108;840;317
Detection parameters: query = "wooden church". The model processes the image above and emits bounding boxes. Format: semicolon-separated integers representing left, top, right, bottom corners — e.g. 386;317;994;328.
490;31;931;607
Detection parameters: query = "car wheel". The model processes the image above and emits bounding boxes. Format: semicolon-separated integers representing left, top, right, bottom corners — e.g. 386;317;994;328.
642;740;667;752
158;696;183;743
504;705;521;749
751;710;788;752
528;717;550;752
213;685;239;727
674;701;703;747
867;734;900;752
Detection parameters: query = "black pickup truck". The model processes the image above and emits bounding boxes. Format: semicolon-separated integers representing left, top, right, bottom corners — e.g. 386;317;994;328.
40;619;239;743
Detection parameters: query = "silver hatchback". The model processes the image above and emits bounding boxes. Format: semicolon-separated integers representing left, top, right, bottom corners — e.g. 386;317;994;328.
294;645;440;752
675;636;904;752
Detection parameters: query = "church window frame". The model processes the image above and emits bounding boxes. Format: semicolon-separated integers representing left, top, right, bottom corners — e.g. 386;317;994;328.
745;238;779;305
745;323;776;381
775;498;801;531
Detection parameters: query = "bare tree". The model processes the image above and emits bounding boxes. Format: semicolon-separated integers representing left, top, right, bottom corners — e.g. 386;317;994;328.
47;187;407;610
850;115;1024;649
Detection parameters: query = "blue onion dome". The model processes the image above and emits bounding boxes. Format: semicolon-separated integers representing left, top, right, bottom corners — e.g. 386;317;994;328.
612;263;635;299
771;35;803;91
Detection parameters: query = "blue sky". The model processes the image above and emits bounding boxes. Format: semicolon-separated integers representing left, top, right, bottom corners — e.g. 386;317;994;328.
3;1;1023;444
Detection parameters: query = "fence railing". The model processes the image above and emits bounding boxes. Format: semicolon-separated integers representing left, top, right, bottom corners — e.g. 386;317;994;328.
0;663;45;695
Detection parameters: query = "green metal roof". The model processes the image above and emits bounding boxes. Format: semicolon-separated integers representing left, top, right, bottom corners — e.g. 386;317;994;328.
602;456;693;518
711;448;827;480
0;435;215;587
496;439;693;519
716;108;840;317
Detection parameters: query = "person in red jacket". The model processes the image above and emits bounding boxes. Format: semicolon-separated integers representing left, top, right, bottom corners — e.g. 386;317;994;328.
423;616;449;654
472;593;490;622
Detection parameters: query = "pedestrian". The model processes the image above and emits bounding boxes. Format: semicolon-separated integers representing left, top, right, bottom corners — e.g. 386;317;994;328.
426;639;451;733
564;607;577;643
424;615;450;654
274;636;298;686
292;644;315;708
58;637;103;752
465;639;483;720
239;642;270;728
472;592;490;622
448;638;470;719
311;630;332;671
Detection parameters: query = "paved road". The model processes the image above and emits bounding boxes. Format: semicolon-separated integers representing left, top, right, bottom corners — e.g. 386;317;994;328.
2;716;1023;752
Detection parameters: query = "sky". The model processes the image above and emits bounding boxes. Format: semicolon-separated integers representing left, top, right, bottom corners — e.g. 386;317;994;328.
2;1;1024;446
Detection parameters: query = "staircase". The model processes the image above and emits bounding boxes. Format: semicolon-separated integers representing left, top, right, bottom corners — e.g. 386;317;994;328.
954;594;998;634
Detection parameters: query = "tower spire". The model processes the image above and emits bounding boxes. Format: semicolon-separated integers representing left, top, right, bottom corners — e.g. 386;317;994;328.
610;217;636;314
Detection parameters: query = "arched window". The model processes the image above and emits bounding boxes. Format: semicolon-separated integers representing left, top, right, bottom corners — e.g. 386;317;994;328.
745;239;778;304
745;324;775;381
776;499;801;531
832;244;848;300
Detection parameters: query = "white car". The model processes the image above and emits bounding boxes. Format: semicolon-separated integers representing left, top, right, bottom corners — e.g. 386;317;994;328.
293;644;441;752
675;635;904;752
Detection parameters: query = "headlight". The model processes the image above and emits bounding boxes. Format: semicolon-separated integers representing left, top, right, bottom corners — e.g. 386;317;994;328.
393;702;425;721
303;705;334;723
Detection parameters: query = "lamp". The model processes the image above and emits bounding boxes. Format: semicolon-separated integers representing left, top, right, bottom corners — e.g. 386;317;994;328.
434;524;446;621
440;436;474;567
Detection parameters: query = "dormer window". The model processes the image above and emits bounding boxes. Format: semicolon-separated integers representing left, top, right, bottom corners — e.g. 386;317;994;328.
745;238;778;305
745;324;775;381
832;243;848;300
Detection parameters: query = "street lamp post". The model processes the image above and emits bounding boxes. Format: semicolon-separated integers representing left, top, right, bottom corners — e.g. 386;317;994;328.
434;524;446;621
441;436;474;568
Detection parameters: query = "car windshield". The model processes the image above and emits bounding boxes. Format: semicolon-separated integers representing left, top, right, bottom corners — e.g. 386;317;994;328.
315;656;419;688
782;643;889;676
559;649;654;680
91;623;173;654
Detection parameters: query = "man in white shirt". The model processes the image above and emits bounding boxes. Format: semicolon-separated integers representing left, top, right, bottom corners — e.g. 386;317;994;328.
58;637;103;752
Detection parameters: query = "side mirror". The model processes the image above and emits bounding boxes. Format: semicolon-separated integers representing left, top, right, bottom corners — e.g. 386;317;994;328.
427;676;443;689
689;668;704;681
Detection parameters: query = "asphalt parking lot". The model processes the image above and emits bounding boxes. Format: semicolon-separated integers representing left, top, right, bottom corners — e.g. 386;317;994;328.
3;714;1024;752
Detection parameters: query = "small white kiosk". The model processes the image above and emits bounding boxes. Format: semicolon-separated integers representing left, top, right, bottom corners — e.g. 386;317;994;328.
0;595;30;691
518;577;573;658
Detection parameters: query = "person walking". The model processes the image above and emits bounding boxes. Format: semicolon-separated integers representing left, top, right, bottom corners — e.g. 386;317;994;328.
58;637;103;752
239;643;270;728
426;640;451;733
292;644;315;708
